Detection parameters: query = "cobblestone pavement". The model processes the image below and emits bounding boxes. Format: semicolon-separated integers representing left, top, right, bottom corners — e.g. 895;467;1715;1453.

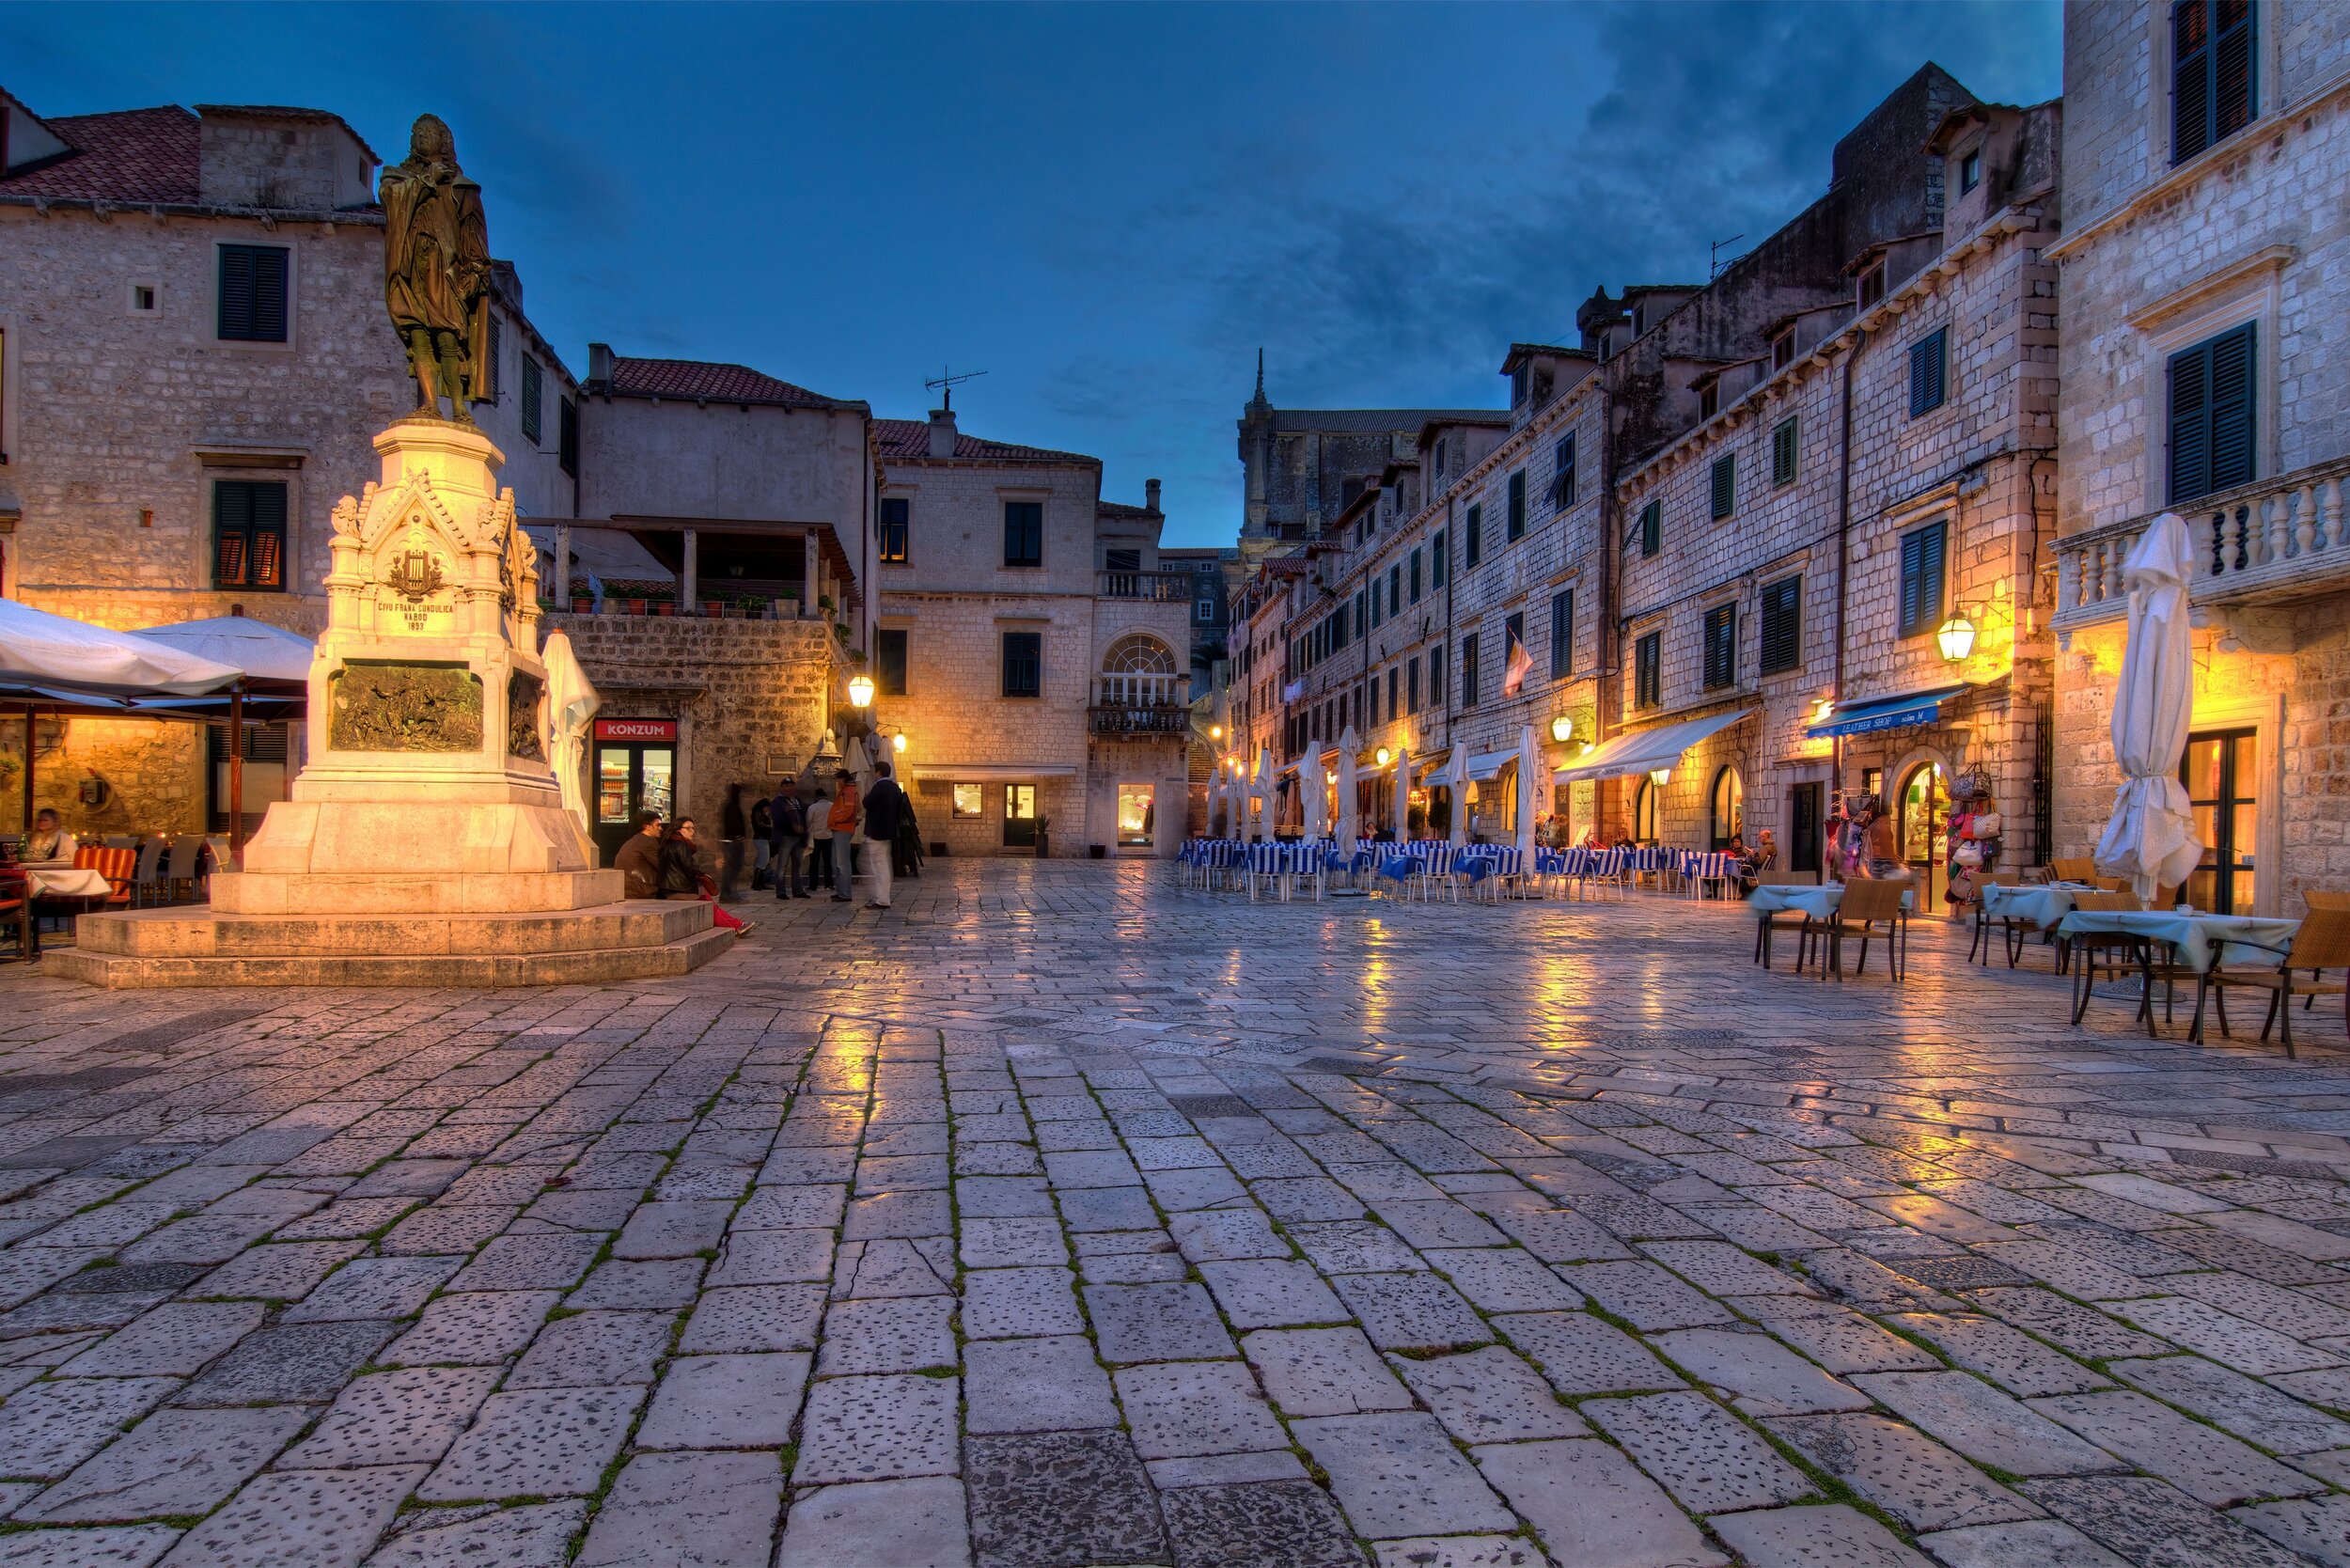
2;860;2350;1566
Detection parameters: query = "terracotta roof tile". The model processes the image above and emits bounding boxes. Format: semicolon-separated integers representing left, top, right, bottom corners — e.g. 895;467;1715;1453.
1;105;200;205
607;357;860;411
872;417;1093;465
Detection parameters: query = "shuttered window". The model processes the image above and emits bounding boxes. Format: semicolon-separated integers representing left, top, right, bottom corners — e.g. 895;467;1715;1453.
1465;504;1482;567
1760;574;1802;674
1549;588;1574;679
2172;0;2256;165
1461;635;1480;707
1551;434;1576;508
2168;321;2257;504
1388;564;1402;618
1409;550;1422;604
1004;501;1043;567
1898;521;1949;638
1432;529;1448;587
1639;499;1661;557
216;244;289;342
1908;328;1949;417
876;629;909;697
879;497;910;563
1001;632;1042;698
1507;470;1527;541
212;478;288;590
1702;604;1736;690
521;357;543;444
558;398;578;478
1430;646;1446;707
483;316;503;401
1635;632;1661;709
1710;454;1736;520
1771;416;1798;486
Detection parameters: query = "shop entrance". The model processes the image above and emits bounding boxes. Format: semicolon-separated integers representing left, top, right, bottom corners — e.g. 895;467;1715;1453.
591;718;677;864
1003;784;1039;849
1897;762;1950;910
2182;727;2258;913
1789;782;1823;879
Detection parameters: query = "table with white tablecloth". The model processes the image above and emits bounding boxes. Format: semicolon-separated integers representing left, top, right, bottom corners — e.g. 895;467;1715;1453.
22;867;112;899
1750;883;1916;921
1981;882;2094;932
2054;908;2302;1041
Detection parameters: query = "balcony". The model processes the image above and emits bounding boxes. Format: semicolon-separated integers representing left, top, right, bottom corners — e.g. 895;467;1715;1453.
1097;570;1193;601
2052;459;2350;634
1089;672;1190;736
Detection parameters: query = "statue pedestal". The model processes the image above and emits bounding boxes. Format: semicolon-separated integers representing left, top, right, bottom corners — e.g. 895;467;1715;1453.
55;417;730;988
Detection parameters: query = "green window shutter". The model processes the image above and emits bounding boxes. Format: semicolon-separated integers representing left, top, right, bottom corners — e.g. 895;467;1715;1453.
212;478;287;589
1908;329;1948;417
1772;417;1798;486
217;245;288;342
1710;454;1735;520
1640;500;1661;557
2168;322;2256;503
1760;575;1802;673
521;357;543;443
1461;635;1479;706
1507;470;1527;540
1433;530;1448;587
1636;632;1660;708
1899;522;1948;637
1702;604;1736;689
1549;589;1573;679
1465;505;1482;567
2173;0;2257;164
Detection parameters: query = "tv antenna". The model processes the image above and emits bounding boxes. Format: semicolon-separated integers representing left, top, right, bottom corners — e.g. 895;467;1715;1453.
1709;234;1747;279
924;365;988;410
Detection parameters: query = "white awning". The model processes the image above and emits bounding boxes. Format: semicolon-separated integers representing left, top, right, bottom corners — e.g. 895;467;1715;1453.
0;598;242;698
1552;708;1755;785
908;762;1080;782
1465;748;1518;781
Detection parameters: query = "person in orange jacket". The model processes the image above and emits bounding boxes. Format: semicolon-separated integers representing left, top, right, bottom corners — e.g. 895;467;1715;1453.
826;769;861;903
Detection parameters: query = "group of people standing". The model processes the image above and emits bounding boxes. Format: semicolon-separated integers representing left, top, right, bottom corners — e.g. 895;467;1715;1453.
756;763;920;909
1824;786;2001;908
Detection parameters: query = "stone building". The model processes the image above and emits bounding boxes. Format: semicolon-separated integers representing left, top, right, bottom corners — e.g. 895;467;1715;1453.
873;408;1190;858
2048;0;2350;915
0;90;572;837
1235;357;1489;557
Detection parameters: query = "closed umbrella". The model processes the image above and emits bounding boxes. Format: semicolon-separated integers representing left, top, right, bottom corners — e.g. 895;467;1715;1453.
2094;512;2203;902
1336;725;1360;844
1443;746;1471;848
1301;759;1326;841
540;628;599;835
1516;723;1540;864
1254;746;1275;842
1393;745;1412;839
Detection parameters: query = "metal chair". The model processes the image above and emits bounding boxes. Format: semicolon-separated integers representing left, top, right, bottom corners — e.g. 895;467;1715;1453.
163;837;204;902
132;839;167;906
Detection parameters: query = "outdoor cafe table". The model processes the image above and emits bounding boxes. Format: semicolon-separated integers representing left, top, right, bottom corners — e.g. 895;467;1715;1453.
2054;908;2302;1041
1750;882;1916;971
21;866;111;899
1977;881;2095;968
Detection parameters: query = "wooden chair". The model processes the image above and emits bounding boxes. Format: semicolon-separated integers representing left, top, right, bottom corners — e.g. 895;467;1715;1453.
0;870;31;963
1825;877;1909;981
72;845;136;910
2201;909;2350;1058
2052;857;2097;883
2304;891;2350;912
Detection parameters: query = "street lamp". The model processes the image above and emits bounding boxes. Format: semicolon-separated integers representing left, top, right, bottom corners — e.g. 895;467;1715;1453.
1210;724;1224;740
1649;765;1672;788
1549;714;1574;744
1375;747;1391;767
846;673;876;709
891;732;907;753
1935;611;1977;663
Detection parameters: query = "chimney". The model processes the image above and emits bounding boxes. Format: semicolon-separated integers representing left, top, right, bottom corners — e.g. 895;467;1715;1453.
588;342;614;386
927;408;958;459
1145;478;1162;513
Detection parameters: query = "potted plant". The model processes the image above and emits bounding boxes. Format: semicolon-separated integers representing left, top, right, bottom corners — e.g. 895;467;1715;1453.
572;596;592;614
653;600;674;617
1088;843;1106;859
703;600;725;618
1034;814;1052;859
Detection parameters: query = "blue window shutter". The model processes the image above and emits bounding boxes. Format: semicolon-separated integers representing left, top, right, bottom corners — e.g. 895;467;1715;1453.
2207;321;2257;493
1908;330;1947;417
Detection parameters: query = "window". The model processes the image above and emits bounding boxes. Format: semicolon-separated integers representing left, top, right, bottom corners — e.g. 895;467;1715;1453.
1386;665;1398;717
1409;549;1422;603
2181;726;2259;913
1388;564;1402;618
1406;658;1420;714
1771;417;1798;487
1639;499;1661;557
1001;631;1042;697
1507;470;1527;541
1118;784;1155;847
1898;521;1949;638
521;356;543;444
1633;778;1659;844
212;478;287;590
1461;635;1480;707
1959;149;1982;194
558;398;578;478
1710;766;1744;850
1465;504;1482;568
1634;631;1661;708
483;316;502;400
875;628;908;697
132;283;159;314
1771;329;1794;371
1432;530;1449;588
1760;574;1802;674
216;243;288;342
1549;589;1574;679
1551;434;1576;508
879;497;910;563
1908;329;1948;417
1700;382;1720;420
1370;578;1382;629
951;783;983;818
1503;612;1525;692
1710;454;1736;520
2168;321;2257;503
1430;646;1446;707
1434;438;1447;478
1196;596;1216;624
1702;603;1737;689
1857;261;1887;311
1368;679;1380;725
1104;547;1140;573
2173;0;2257;165
1003;501;1043;567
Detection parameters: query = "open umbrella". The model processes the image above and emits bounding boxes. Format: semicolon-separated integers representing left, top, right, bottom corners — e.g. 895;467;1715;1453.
2094;512;2203;902
1516;723;1540;864
1393;745;1412;839
0;598;241;698
1336;725;1360;844
1254;746;1275;842
1443;746;1472;847
132;616;313;688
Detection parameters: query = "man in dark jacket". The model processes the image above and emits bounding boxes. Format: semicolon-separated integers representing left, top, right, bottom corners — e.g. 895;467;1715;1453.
861;761;906;910
770;776;808;900
613;809;663;900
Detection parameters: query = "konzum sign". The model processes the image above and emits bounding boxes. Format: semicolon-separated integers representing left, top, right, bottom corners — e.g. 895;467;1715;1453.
593;719;678;742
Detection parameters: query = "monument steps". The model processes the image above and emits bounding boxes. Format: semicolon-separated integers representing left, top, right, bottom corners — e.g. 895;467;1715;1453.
69;900;709;957
48;918;732;989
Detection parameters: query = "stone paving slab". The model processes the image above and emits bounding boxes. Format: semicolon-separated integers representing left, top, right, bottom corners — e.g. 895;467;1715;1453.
6;861;2350;1562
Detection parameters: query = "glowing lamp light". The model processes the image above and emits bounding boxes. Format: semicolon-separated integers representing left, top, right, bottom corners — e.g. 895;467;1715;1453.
1210;724;1224;739
1580;742;1596;757
1935;612;1978;663
891;732;907;753
1375;747;1391;767
1648;765;1672;788
846;673;876;708
1811;697;1836;725
1325;770;1339;785
1549;714;1574;744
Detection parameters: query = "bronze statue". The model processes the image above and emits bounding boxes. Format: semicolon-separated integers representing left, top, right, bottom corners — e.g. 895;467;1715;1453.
380;114;491;421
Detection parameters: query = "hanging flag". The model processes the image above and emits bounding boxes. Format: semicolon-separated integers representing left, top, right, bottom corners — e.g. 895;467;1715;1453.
1501;636;1534;696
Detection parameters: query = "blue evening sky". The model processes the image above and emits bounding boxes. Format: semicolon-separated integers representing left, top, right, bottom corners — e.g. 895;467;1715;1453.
5;3;2061;546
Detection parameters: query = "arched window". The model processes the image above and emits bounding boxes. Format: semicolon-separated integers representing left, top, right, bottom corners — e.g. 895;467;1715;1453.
1710;766;1744;850
1099;635;1179;707
1633;778;1659;845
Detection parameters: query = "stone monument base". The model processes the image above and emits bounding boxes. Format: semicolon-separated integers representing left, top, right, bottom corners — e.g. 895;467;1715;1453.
50;898;730;988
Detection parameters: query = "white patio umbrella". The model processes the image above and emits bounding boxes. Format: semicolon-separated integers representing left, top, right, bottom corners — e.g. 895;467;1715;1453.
1253;746;1276;842
540;628;600;834
1515;723;1540;863
2094;512;2203;902
1335;725;1360;844
1392;745;1412;839
1443;745;1472;847
0;598;241;698
132;616;314;685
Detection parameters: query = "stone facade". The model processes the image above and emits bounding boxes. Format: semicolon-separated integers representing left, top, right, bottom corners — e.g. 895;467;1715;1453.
877;411;1190;858
2048;0;2350;913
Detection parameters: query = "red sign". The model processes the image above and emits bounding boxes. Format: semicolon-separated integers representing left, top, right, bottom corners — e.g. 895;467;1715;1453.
594;719;677;742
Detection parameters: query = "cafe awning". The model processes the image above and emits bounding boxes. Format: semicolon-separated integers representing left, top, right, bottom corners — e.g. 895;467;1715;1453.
1805;683;1970;739
0;599;241;698
1552;708;1755;785
907;762;1080;782
1465;748;1519;781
